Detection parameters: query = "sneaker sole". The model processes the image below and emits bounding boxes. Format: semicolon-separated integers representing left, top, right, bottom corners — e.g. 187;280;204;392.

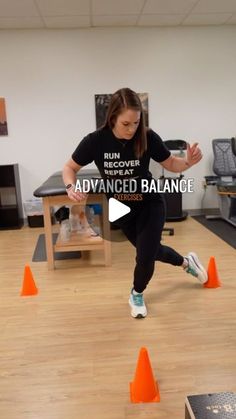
189;252;208;284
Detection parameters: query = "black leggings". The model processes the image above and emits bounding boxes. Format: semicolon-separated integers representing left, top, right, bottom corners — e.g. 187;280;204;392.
120;199;184;293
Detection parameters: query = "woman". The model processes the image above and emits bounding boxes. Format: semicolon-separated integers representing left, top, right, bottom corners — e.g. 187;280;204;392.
63;87;207;319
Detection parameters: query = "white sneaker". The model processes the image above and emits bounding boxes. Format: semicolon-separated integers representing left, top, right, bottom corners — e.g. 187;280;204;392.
184;252;208;284
129;289;147;318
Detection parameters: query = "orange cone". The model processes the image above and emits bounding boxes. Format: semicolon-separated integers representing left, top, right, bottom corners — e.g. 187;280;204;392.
204;256;221;288
130;347;160;403
20;265;38;296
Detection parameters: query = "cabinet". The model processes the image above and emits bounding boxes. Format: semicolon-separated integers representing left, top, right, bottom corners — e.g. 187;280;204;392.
0;164;23;229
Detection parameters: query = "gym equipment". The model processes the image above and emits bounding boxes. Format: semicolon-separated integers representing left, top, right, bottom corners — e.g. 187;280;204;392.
162;140;188;236
211;138;236;227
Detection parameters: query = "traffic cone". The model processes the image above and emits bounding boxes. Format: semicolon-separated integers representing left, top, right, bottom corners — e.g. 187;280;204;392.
20;264;38;296
130;347;160;403
204;256;221;288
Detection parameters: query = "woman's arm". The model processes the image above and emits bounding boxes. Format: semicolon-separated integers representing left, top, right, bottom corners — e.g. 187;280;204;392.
62;158;87;202
160;142;203;173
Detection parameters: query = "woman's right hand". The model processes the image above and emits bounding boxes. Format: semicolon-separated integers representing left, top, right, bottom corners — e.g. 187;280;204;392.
67;186;88;202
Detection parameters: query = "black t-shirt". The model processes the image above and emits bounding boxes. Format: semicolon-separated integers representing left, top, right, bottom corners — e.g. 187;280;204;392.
72;127;170;176
71;126;170;204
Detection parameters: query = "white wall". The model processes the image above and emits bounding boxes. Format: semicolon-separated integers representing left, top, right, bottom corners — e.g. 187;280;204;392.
0;26;236;210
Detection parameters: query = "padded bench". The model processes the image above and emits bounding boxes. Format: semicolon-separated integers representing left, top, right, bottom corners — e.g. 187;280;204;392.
34;170;111;270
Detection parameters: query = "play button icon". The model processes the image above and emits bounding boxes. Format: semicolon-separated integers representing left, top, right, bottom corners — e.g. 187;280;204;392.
108;198;131;222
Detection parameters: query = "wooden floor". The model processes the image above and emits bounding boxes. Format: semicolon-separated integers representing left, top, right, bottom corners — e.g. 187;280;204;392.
0;217;236;419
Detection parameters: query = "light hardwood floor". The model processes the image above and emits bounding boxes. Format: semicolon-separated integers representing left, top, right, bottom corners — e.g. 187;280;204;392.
0;217;235;419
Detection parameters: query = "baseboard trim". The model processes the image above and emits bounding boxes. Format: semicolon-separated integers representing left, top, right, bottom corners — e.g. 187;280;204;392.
186;208;220;217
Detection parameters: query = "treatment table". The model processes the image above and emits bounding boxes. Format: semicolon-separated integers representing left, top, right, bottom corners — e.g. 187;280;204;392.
34;170;111;270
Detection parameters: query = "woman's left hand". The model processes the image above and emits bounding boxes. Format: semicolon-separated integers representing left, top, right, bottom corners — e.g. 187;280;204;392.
186;142;203;167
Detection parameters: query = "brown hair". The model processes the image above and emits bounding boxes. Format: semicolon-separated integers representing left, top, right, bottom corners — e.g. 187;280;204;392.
103;88;147;158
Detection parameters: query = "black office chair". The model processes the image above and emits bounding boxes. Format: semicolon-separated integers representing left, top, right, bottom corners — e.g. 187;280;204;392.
231;136;236;156
211;138;236;227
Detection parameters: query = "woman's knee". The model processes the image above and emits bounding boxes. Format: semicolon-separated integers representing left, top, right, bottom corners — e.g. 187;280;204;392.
136;257;155;271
